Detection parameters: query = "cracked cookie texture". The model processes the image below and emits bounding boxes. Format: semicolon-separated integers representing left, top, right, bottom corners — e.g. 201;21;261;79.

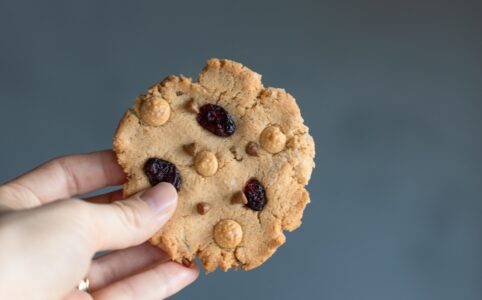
113;59;315;272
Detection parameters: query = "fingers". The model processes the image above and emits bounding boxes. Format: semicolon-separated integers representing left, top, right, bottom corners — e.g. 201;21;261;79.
91;262;199;300
88;243;170;291
85;189;124;204
5;150;125;205
0;182;176;300
87;182;177;251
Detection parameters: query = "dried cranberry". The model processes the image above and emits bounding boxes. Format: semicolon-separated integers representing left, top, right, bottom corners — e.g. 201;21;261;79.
244;179;267;211
196;104;236;137
143;158;182;191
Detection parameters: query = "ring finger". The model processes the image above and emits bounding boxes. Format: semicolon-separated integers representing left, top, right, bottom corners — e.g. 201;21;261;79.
92;261;199;300
88;242;170;291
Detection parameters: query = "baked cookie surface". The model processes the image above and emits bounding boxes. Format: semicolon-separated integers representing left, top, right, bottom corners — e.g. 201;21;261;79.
113;59;315;272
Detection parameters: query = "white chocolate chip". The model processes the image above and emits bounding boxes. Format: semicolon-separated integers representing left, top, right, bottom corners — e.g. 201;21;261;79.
140;95;170;126
194;150;218;177
260;125;286;154
213;219;243;249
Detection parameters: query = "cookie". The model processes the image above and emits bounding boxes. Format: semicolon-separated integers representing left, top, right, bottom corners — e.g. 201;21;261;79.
113;59;315;272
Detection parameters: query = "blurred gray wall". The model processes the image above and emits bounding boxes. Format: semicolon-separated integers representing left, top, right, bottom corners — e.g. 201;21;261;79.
1;0;481;299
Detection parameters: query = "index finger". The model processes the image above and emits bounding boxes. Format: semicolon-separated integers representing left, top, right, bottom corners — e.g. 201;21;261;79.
5;150;126;204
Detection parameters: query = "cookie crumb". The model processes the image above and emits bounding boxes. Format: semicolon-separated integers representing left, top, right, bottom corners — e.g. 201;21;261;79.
197;202;211;215
260;125;286;154
213;220;243;249
194;151;218;177
230;146;243;161
245;141;260;156
186;98;199;113
231;191;248;205
183;142;198;156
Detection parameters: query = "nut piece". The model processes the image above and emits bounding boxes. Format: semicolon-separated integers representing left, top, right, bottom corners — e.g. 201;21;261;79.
231;191;248;205
229;146;243;161
140;95;170;126
260;125;286;154
213;219;243;249
245;141;260;156
197;202;211;215
183;142;198;156
185;98;199;113
194;151;218;177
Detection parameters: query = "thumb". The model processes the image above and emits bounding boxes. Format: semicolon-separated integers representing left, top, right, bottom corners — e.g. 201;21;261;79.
87;182;177;251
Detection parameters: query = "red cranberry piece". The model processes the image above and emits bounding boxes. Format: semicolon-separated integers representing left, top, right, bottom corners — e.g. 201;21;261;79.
244;179;267;211
196;104;236;137
143;158;182;191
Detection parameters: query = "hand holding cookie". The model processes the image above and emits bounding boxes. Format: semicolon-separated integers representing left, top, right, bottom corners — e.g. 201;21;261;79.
0;59;314;300
0;151;198;300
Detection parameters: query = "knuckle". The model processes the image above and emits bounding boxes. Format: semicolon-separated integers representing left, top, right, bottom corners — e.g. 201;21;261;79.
56;157;81;196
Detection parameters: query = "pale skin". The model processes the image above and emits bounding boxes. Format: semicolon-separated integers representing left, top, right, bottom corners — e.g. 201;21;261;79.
0;150;199;300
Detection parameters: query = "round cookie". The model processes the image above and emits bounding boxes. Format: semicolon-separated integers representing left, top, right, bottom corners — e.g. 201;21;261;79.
113;59;315;272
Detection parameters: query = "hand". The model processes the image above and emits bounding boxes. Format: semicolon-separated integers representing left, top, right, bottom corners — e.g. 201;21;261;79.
0;150;199;300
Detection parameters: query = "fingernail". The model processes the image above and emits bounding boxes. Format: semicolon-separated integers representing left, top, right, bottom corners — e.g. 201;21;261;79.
141;182;177;214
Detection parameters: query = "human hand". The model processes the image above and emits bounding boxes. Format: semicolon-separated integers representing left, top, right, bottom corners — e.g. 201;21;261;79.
0;150;199;300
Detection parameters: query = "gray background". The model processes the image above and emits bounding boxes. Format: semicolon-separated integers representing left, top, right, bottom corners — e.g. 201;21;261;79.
1;0;481;299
